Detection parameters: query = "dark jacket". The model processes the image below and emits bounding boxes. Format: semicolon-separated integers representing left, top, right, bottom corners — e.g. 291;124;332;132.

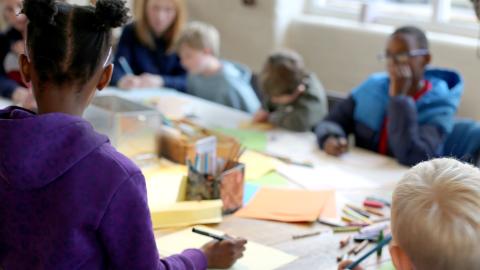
111;24;187;92
0;28;23;99
315;68;464;166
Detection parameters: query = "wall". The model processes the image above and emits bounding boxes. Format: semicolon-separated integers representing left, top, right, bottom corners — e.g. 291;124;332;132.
185;0;304;71
285;16;480;119
187;0;479;118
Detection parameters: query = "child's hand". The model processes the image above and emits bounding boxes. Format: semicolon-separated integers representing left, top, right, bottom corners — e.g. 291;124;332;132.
139;73;164;88
388;64;413;97
253;110;269;123
118;75;142;89
11;40;25;55
12;87;36;110
323;136;348;156
201;237;247;269
338;260;364;270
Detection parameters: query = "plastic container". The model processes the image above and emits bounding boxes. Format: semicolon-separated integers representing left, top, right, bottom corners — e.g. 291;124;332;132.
84;95;162;158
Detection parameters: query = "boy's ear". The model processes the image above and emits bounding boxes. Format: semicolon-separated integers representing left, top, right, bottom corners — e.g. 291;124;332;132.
97;64;113;91
390;244;414;270
423;54;432;66
19;54;31;84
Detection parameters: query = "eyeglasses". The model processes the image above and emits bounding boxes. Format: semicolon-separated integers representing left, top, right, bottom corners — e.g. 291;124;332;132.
377;49;430;63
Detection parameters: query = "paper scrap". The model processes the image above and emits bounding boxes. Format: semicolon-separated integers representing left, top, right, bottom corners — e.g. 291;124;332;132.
235;188;336;222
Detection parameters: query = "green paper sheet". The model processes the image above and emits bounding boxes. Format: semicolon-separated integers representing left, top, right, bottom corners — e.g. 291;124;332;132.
215;128;268;152
379;261;395;270
247;172;289;187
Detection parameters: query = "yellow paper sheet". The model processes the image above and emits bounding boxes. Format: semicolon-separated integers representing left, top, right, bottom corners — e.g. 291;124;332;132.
140;161;221;229
156;226;297;270
240;150;280;180
150;200;223;229
142;162;188;207
235;188;336;222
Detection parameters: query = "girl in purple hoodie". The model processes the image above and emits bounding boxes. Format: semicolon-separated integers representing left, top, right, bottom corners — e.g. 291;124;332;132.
0;0;246;269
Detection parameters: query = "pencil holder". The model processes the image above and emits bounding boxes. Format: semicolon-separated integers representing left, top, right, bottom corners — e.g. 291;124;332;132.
186;162;245;214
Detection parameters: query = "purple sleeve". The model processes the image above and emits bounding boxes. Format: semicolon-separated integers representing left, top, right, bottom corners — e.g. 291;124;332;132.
387;96;445;166
98;172;208;270
315;96;355;148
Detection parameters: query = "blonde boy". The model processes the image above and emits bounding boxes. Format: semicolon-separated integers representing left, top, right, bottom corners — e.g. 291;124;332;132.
340;158;480;270
177;21;260;113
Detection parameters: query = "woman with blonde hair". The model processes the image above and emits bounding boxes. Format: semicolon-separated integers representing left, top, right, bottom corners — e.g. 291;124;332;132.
111;0;188;91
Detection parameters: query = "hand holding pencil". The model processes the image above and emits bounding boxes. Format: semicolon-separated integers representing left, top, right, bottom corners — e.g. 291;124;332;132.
195;228;248;269
201;236;247;269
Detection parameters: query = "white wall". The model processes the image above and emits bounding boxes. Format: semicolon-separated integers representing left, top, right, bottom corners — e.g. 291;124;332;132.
186;0;304;71
285;16;480;119
186;0;480;119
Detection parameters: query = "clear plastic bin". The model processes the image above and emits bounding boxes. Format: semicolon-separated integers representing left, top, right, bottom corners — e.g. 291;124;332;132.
84;95;162;158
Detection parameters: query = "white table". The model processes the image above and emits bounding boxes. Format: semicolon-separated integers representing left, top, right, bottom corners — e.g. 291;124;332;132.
101;87;407;270
3;87;407;269
0;98;12;108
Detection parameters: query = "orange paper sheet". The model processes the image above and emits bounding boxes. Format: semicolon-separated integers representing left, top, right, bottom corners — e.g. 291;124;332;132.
235;188;336;222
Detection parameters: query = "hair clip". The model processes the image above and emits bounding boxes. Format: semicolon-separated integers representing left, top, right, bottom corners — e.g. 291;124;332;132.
24;39;31;62
103;47;112;68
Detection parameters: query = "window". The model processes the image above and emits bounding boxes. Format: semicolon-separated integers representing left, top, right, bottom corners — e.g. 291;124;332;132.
308;0;478;37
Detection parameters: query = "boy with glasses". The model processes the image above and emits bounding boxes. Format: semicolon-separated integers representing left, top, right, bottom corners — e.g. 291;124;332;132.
315;26;464;166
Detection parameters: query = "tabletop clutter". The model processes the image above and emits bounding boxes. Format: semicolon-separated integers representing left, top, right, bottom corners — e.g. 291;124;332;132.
84;94;397;269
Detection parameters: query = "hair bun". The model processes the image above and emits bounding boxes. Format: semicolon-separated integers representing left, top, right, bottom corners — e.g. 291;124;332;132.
95;0;129;30
22;0;58;26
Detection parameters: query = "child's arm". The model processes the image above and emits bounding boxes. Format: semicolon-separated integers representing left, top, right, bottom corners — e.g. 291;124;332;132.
160;55;187;92
0;75;20;99
110;27;135;87
387;96;446;166
315;96;356;148
0;37;20;99
268;105;311;132
98;172;208;270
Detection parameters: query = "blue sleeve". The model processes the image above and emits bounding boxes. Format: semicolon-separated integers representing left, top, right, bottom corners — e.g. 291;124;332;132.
161;54;187;92
0;75;18;99
163;72;187;93
98;173;208;270
315;96;355;148
0;35;19;98
387;96;445;166
111;27;133;86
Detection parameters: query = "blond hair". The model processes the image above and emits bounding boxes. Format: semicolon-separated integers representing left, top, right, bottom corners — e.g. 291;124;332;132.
133;0;186;50
260;49;308;97
177;21;220;57
392;158;480;270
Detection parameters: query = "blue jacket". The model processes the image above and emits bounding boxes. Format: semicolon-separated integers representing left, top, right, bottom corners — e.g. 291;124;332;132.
0;28;22;99
111;24;187;92
186;60;260;113
315;68;463;166
443;119;480;165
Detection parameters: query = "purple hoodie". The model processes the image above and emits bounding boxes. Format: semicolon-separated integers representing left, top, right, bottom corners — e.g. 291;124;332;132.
0;106;207;270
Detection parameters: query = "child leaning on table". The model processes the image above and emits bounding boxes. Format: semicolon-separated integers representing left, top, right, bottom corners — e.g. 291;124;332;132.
253;50;328;132
339;158;480;270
